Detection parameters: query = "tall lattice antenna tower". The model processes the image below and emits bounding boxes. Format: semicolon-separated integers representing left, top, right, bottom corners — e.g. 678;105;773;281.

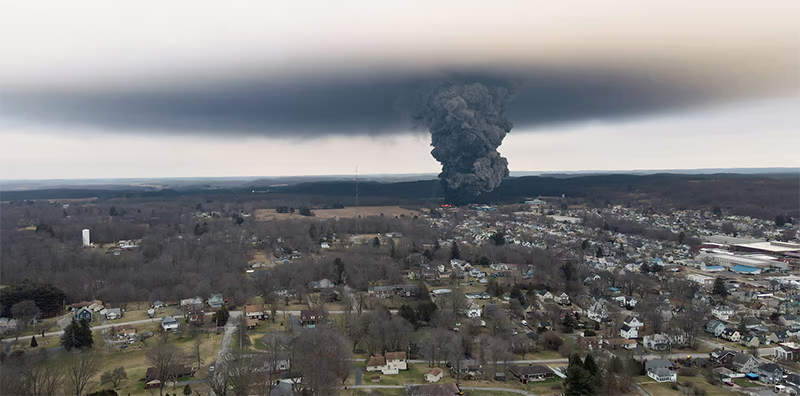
355;166;360;234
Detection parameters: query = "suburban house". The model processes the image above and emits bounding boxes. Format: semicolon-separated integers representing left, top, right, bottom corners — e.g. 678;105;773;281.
721;328;741;342
774;343;800;361
365;352;408;375
587;299;608;322
645;359;674;373
743;317;764;330
113;324;136;338
245;304;265;320
643;334;670;351
712;305;735;321
645;359;677;382
508;365;554;383
740;333;760;348
780;314;799;327
757;363;784;384
75;307;93;322
465;302;482;318
537;291;554;301
0;318;17;332
105;308;122;320
578;336;601;351
555;292;570;305
161;316;179;331
623;315;644;330
186;310;205;324
710;348;737;365
144;366;195;389
208;294;224;309
152;300;164;309
705;320;727;337
70;300;104;312
263;351;292;372
731;353;759;373
606;338;637;350
309;278;335;290
619;324;638;339
180;297;203;310
425;367;443;382
647;367;677;383
299;310;324;327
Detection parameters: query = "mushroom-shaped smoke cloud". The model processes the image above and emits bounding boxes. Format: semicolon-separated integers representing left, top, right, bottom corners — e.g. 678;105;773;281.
413;81;515;204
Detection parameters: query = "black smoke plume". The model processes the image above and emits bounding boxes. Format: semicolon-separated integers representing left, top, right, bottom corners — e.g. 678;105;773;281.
413;81;515;204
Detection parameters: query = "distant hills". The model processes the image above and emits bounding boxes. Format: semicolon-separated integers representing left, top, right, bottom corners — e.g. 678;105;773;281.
1;170;797;220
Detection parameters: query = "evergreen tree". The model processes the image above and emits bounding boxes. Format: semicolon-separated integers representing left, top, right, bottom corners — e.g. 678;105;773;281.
333;258;345;285
583;354;599;377
562;314;578;333
450;242;460;260
372;237;381;247
183;384;192;396
61;317;94;351
30;335;37;347
564;353;596;396
398;304;418;328
712;277;728;299
776;214;786;227
491;232;506;246
212;305;230;326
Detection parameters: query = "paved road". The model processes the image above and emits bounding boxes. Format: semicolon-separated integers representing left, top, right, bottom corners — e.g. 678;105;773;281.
347;385;537;396
2;315;185;343
215;311;241;363
408;358;569;365
697;336;773;357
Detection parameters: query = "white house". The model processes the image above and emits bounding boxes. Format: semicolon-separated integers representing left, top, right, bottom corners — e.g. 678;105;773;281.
425;367;443;383
320;242;330;249
555;292;570;305
465;303;482;318
623;315;644;330
620;324;638;339
587;299;608;322
712;305;735;321
105;308;122;320
365;352;408;375
161;316;179;331
647;367;677;383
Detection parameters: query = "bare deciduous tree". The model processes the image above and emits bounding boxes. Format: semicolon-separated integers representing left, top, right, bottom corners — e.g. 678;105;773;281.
291;326;353;395
66;353;102;396
147;338;187;396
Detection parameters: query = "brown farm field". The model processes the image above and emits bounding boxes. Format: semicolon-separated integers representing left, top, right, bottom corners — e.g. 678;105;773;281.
255;206;420;221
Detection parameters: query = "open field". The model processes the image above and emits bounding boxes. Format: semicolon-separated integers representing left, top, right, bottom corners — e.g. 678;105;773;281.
255;206;421;221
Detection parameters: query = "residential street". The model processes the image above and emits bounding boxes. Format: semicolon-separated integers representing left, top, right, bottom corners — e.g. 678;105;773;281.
1;314;185;344
346;385;538;396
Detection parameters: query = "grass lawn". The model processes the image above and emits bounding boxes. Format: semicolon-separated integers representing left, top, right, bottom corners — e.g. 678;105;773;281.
361;363;431;386
521;349;563;360
340;389;406;396
732;377;759;387
87;330;222;395
638;375;737;396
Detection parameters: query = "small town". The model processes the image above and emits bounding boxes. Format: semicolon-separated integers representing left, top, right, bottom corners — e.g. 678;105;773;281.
1;196;799;396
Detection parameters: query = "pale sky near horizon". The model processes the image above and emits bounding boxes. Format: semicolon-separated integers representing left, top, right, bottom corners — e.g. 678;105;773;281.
0;1;798;180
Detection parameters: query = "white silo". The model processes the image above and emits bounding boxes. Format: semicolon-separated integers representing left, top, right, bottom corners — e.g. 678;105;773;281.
82;229;91;247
